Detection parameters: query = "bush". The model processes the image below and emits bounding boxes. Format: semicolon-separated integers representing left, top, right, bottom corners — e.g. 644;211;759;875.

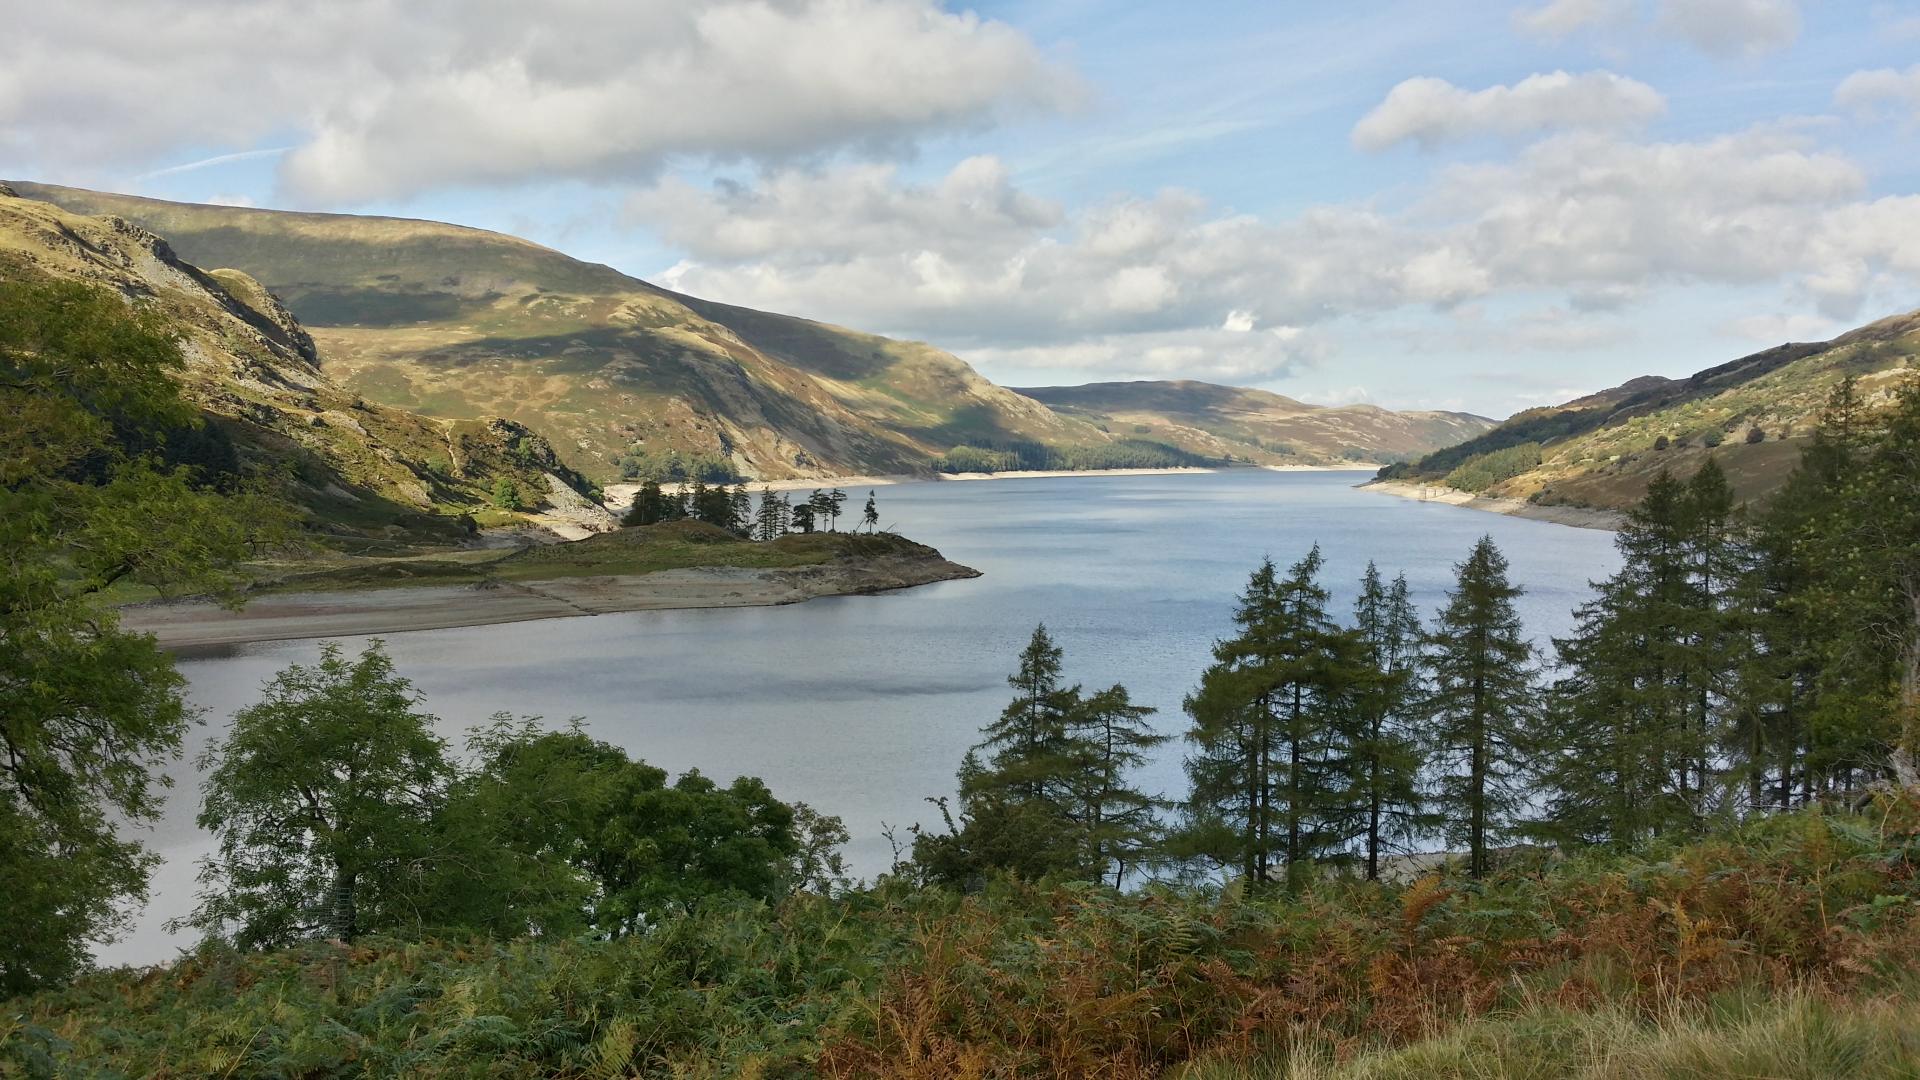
10;797;1919;1077
491;477;525;510
1702;429;1725;448
1655;435;1670;451
1746;426;1766;444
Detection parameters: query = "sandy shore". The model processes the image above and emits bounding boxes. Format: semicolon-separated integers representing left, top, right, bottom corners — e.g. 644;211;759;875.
121;556;981;649
1361;480;1623;531
603;464;1385;506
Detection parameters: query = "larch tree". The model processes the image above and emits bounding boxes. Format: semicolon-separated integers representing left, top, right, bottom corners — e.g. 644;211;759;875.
1350;562;1430;880
1180;548;1369;892
1071;684;1167;887
1424;536;1534;877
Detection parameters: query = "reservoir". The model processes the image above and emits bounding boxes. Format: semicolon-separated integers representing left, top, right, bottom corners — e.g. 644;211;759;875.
111;470;1620;966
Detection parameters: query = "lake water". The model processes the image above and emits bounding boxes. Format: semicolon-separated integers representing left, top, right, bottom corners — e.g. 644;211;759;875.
106;470;1620;966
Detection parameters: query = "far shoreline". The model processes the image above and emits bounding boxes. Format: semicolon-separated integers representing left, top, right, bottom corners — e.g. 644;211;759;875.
605;462;1381;501
1359;479;1623;531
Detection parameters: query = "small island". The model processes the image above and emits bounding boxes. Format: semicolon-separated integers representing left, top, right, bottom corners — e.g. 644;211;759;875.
120;522;979;648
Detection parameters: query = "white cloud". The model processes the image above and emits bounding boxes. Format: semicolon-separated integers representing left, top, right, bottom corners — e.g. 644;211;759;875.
631;126;1920;385
1353;71;1665;151
1655;0;1799;57
1722;312;1839;341
969;325;1333;385
0;0;1074;203
1835;65;1920;121
1512;0;1635;40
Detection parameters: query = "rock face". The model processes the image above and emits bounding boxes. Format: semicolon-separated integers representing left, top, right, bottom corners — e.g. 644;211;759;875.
0;188;606;540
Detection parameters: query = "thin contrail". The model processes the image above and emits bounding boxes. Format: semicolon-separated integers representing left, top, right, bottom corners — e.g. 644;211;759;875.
135;146;290;181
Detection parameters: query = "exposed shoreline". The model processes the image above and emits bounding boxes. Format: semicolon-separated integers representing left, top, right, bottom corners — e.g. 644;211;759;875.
603;463;1379;503
1360;479;1623;531
121;555;981;649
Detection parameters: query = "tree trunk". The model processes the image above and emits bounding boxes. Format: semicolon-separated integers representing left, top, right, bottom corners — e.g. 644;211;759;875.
328;868;357;942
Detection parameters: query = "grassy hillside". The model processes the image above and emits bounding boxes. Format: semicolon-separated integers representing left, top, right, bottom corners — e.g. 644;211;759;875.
10;182;1492;483
1378;309;1920;510
6;796;1916;1076
0;185;608;546
1016;380;1496;466
9;181;1103;482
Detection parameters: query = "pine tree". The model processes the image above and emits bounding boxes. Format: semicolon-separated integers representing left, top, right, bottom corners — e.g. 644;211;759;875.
1537;464;1749;849
1180;548;1369;891
1424;536;1534;877
826;488;848;531
1071;684;1167;887
728;483;753;536
1351;563;1430;880
622;479;666;527
966;625;1083;808
863;490;880;532
791;496;816;534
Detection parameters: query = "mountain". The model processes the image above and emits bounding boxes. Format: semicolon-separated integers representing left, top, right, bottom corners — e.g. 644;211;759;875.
1377;309;1920;510
0;184;612;543
8;181;1096;482
9;182;1494;482
1013;380;1496;466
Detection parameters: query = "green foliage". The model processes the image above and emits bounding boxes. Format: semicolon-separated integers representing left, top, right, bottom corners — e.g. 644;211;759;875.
1424;537;1536;876
1441;442;1543;492
183;642;454;947
10;795;1920;1076
1179;548;1377;891
490;476;525;510
917;626;1166;888
0;277;291;995
615;447;742;484
1350;563;1432;880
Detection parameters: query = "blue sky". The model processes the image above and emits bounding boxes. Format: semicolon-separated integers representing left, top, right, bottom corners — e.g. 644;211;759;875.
8;0;1920;417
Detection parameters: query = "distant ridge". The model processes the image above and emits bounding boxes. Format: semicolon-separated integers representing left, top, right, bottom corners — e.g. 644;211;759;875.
9;181;1500;479
1376;309;1920;510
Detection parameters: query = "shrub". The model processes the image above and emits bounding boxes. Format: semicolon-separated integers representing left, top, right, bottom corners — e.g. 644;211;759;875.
1746;427;1766;444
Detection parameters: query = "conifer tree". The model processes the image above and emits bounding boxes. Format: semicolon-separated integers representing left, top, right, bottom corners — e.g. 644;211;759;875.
1071;684;1167;887
791;497;816;534
1351;562;1430;879
1424;537;1534;877
728;483;753;536
966;625;1084;808
1180;548;1369;891
826;488;848;531
753;487;788;541
1538;464;1747;848
622;479;671;527
863;490;880;532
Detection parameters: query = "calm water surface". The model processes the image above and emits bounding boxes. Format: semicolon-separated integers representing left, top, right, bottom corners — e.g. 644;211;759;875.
107;471;1620;965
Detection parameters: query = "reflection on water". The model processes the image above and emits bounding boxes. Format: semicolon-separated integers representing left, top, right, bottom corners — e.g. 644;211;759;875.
106;471;1619;966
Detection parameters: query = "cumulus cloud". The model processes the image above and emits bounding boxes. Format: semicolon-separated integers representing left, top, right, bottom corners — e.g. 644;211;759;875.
1352;71;1665;151
1512;0;1636;40
0;0;1074;203
1836;65;1920;120
1722;312;1840;341
634;127;1920;382
1654;0;1799;57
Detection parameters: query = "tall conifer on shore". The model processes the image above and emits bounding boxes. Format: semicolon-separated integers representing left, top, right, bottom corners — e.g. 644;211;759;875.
1425;537;1533;877
1351;563;1429;880
1180;548;1370;891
